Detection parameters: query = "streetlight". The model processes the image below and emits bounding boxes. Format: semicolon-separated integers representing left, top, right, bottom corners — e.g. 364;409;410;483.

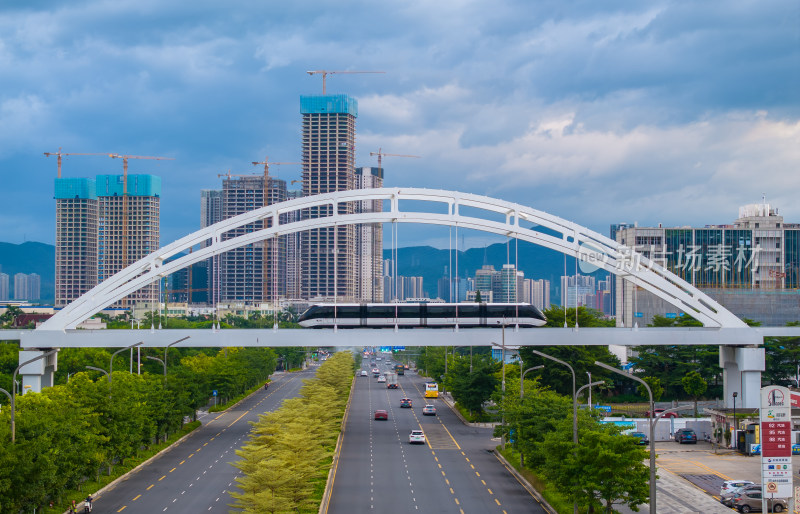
518;364;544;468
533;350;577;514
146;356;166;379
520;366;545;400
110;342;143;382
11;349;59;443
162;336;190;385
732;391;738;449
575;380;605;428
587;371;593;408
594;360;657;514
86;366;110;382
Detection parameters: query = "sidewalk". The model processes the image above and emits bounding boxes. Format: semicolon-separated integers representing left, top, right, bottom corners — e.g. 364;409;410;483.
440;393;730;513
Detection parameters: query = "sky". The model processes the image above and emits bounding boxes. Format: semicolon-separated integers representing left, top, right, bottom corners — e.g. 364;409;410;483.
1;0;798;250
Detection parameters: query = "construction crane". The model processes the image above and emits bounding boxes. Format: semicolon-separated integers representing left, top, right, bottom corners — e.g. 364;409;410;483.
306;70;385;94
108;153;175;270
369;148;421;169
251;158;300;307
217;171;259;180
44;148;105;177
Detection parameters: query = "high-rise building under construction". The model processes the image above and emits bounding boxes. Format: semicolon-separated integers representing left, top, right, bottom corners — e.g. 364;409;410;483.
217;175;287;304
55;174;160;308
300;95;358;301
355;166;384;302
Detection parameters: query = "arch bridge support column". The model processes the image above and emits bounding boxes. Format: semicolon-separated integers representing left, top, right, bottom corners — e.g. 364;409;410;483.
18;350;58;394
720;346;764;409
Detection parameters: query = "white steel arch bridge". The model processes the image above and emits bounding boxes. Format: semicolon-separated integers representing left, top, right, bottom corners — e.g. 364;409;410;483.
15;188;791;407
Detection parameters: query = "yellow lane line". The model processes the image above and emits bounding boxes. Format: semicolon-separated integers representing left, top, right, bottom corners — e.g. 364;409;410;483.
132;494;141;501
158;475;166;481
117;507;127;512
179;460;185;465
169;467;176;473
146;485;154;491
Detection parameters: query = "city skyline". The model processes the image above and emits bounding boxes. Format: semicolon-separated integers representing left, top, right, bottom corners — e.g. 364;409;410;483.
1;1;798;250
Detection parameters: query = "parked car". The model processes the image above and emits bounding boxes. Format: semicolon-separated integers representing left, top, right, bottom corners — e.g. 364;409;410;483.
629;431;649;445
732;489;786;512
400;398;412;408
422;405;436;416
374;409;388;420
720;480;758;507
645;408;679;418
674;428;697;444
409;429;426;444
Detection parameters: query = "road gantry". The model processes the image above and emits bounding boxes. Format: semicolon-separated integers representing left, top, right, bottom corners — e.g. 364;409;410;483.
327;362;546;514
94;369;310;513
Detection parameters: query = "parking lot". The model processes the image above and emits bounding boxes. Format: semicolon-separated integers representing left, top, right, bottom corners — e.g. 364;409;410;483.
656;440;798;503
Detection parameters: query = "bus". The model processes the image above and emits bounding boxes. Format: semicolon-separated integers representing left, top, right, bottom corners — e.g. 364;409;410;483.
424;382;439;399
395;364;405;376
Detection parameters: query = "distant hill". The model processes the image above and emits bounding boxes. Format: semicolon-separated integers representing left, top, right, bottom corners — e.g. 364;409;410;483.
385;241;609;304
1;239;607;306
0;242;55;303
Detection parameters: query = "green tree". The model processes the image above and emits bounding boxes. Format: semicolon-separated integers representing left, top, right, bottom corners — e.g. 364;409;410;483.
448;354;500;415
474;290;482;303
637;376;664;402
682;371;708;417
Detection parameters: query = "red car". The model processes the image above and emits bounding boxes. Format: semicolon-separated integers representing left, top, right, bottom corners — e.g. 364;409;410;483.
374;410;388;420
645;408;678;418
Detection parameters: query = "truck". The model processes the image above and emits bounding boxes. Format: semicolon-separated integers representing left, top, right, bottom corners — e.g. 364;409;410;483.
394;364;405;376
385;372;398;389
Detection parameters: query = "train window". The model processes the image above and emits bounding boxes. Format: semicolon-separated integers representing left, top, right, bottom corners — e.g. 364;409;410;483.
397;305;422;318
457;305;480;317
369;306;395;318
335;306;360;318
427;305;456;317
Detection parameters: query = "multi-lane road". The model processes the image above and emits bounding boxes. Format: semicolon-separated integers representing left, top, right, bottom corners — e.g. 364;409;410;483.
92;367;314;513
327;362;548;514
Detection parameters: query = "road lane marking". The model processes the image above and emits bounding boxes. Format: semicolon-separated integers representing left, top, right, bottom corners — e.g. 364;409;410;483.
179;460;185;465
169;467;176;472
146;484;154;490
117;507;127;512
495;498;501;505
132;494;141;501
158;475;166;481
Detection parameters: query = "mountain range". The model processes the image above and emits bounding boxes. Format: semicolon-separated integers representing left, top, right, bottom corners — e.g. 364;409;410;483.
1;240;608;305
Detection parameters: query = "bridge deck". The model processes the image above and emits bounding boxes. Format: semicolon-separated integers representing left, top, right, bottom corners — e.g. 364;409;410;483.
9;326;773;348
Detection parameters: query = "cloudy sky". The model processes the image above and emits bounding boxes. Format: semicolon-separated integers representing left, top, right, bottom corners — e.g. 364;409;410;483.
1;0;798;249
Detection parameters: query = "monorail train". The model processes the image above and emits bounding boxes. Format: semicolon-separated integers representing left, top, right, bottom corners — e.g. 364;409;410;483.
297;303;547;328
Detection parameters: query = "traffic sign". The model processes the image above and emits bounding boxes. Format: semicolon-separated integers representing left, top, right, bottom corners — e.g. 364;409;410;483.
212;390;218;397
760;385;793;498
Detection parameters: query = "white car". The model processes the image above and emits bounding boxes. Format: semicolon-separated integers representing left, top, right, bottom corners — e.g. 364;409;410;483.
360;370;368;377
719;479;756;507
409;429;426;444
377;375;386;383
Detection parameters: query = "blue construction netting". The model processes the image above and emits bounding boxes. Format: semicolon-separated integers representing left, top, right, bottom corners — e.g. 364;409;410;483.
54;178;96;199
300;94;358;116
96;174;161;197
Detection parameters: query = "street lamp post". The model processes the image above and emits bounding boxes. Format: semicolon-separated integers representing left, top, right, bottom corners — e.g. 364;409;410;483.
533;350;577;514
595;361;657;514
110;342;143;382
146;356;166;379
162;336;190;385
732;391;738;449
11;349;59;443
587;371;592;408
86;366;110;382
519;364;544;468
520;366;545;400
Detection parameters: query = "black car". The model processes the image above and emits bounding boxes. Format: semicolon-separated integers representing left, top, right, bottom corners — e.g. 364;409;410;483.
629;431;649;445
675;428;697;444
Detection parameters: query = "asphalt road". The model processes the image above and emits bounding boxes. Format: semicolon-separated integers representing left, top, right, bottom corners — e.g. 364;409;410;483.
91;367;314;513
327;364;548;514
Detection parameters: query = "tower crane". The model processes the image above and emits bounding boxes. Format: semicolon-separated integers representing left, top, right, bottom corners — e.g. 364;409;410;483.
44;148;105;177
251;158;300;307
107;153;175;269
306;70;385;94
369;148;421;169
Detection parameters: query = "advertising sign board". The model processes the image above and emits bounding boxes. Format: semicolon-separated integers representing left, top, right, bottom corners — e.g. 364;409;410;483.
760;385;793;500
